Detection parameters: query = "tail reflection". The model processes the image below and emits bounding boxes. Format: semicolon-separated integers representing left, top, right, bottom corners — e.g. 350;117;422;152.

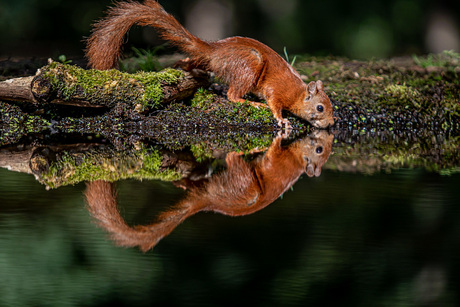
85;131;334;251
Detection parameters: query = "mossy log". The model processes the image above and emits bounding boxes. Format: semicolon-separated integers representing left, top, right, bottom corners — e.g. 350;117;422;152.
1;53;459;150
0;61;211;109
1;53;458;133
0;143;201;189
296;52;459;131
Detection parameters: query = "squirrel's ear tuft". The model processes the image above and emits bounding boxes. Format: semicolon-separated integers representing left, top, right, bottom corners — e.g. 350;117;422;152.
316;80;323;91
307;81;317;95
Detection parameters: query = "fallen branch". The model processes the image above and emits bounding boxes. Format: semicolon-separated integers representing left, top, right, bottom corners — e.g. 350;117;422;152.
0;61;211;109
0;143;200;189
0;76;35;103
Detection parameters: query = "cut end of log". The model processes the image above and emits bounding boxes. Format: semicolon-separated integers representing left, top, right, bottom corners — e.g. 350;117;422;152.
31;75;52;102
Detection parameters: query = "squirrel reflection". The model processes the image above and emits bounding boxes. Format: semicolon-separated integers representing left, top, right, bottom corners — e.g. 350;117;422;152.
85;130;334;251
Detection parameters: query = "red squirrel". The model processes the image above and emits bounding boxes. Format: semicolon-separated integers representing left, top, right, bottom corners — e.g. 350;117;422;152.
85;131;334;251
86;0;335;129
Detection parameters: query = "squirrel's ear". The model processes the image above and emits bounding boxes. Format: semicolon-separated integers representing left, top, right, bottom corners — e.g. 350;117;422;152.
307;81;317;95
316;80;323;91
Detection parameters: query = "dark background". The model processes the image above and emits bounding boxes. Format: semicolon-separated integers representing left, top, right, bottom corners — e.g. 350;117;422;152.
1;0;459;61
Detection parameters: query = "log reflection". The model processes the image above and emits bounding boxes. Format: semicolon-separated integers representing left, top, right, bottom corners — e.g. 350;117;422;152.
85;130;334;251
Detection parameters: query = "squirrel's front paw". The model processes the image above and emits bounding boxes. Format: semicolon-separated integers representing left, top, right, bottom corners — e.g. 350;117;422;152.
277;129;291;139
277;118;292;130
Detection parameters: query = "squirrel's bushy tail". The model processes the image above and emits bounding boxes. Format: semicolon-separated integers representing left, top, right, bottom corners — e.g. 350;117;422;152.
86;0;209;70
85;180;203;252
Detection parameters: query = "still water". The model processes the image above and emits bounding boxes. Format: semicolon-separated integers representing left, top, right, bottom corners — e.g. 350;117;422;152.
0;130;459;307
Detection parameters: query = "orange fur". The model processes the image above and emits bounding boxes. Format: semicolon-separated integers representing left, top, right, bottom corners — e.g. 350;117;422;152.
84;131;334;251
86;0;335;128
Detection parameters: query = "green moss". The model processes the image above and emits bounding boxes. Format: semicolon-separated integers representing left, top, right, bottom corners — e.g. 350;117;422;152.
412;50;460;68
190;88;217;109
296;53;459;129
39;62;184;109
39;147;182;188
137;149;182;181
383;84;422;107
189;90;290;126
223;101;273;125
135;68;184;110
0;101;50;146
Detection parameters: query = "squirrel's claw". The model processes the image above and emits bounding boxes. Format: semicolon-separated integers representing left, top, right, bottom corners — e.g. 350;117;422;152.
277;118;292;139
277;118;292;130
277;129;291;139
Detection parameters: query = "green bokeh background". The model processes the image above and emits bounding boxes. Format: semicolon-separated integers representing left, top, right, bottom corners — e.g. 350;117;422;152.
1;0;459;59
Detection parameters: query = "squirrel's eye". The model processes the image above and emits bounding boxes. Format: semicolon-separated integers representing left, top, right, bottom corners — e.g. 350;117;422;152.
315;146;323;154
316;105;324;112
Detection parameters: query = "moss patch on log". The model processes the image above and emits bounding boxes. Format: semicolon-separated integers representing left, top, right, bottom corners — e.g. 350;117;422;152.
296;51;460;131
33;146;183;189
34;62;184;110
190;88;277;126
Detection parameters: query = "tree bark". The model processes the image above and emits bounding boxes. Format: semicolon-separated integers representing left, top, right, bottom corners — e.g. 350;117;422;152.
0;76;35;103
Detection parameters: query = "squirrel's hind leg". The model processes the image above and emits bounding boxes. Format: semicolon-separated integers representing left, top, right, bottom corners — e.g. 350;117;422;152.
227;89;268;109
227;87;268;109
226;74;268;109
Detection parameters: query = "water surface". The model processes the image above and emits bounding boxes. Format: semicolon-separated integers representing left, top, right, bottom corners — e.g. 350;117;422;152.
0;131;459;307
